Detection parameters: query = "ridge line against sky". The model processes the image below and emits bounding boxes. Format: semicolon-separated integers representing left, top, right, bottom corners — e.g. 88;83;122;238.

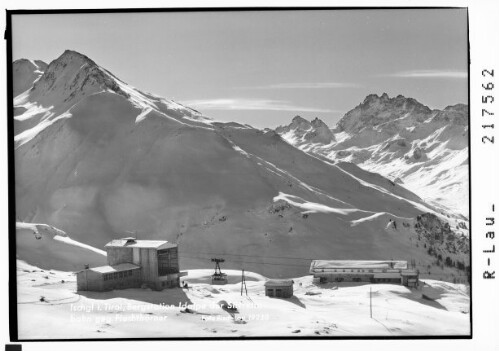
12;9;468;129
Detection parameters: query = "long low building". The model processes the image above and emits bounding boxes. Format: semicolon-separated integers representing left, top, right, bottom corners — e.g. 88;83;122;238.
309;260;419;287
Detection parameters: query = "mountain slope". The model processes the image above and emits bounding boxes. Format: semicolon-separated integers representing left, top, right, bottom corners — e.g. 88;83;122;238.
276;94;469;218
13;59;47;97
13;52;469;278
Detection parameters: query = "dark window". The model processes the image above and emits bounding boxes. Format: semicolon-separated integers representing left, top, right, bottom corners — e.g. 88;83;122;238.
157;248;179;276
267;289;274;297
276;288;283;297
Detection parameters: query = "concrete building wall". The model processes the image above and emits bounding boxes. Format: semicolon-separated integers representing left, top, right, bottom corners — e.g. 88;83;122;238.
157;272;182;289
138;248;159;287
265;285;293;298
76;270;104;291
106;247;133;265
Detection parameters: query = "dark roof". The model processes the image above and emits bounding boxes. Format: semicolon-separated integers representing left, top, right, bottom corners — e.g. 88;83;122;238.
264;279;294;287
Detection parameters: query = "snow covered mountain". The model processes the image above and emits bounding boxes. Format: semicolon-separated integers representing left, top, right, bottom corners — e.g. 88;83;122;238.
276;93;469;218
13;51;469;279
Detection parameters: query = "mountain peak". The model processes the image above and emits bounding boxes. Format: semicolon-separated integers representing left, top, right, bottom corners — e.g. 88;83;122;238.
276;116;335;144
57;49;97;67
291;115;309;124
29;50;129;107
338;93;432;133
311;117;328;128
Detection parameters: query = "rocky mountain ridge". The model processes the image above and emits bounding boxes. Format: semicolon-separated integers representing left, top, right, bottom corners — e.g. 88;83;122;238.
275;93;469;218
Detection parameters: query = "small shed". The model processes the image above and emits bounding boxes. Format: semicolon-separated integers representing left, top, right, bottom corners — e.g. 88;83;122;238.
401;270;419;287
264;279;294;298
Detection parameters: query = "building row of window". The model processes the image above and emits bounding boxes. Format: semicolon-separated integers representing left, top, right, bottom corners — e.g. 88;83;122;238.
103;270;134;281
319;268;395;273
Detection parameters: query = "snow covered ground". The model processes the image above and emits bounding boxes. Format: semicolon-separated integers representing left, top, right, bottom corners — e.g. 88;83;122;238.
16;260;470;339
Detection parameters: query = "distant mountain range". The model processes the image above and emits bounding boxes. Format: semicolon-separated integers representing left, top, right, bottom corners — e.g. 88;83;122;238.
12;50;469;279
276;93;468;218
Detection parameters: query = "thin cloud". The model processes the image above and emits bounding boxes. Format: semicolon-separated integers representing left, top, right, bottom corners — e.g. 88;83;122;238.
181;98;337;113
386;70;467;79
239;82;359;89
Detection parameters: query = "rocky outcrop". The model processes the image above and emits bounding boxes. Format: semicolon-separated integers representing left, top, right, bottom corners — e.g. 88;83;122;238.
414;213;469;256
336;93;433;134
276;116;335;144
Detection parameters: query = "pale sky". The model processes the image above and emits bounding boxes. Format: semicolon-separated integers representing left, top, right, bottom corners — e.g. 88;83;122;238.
12;9;468;129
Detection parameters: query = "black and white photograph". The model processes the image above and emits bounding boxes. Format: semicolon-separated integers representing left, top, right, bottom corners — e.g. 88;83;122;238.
4;3;493;345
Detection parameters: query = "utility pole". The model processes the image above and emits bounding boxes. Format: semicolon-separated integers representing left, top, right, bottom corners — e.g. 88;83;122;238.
241;269;248;296
370;287;372;318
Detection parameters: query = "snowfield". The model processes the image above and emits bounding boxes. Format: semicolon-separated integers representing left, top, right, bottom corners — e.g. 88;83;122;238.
16;260;470;339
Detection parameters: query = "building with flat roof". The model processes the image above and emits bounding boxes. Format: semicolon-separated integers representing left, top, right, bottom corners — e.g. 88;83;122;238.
264;279;294;298
309;260;418;287
76;237;187;292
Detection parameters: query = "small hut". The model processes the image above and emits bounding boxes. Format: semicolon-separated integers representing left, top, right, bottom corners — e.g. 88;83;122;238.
264;279;294;298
